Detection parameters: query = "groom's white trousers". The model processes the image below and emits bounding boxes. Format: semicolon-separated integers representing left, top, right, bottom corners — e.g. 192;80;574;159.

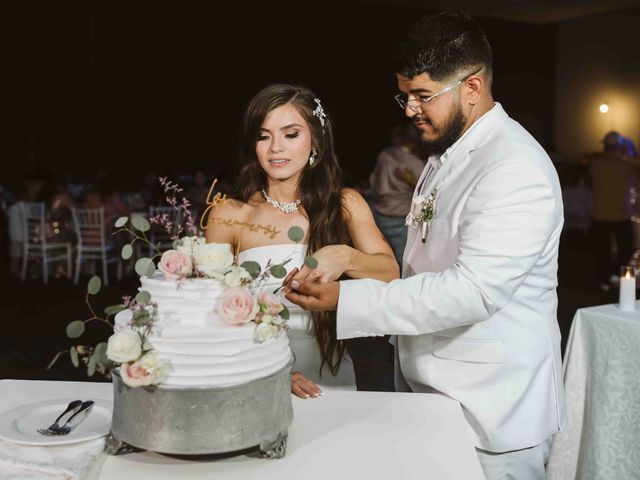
476;436;552;480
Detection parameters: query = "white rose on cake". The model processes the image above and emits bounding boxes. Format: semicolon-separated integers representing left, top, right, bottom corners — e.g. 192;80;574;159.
176;236;203;256
194;242;233;278
255;322;280;342
224;266;253;287
107;329;142;363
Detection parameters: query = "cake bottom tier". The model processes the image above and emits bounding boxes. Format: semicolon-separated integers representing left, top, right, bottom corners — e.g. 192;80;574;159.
109;355;294;455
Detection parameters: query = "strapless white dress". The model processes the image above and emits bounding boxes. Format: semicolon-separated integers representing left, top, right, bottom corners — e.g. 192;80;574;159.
238;244;356;390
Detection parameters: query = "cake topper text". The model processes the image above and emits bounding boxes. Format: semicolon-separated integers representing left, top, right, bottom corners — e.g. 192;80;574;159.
200;180;282;239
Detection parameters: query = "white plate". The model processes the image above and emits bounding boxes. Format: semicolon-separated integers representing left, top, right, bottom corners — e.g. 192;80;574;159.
0;397;113;446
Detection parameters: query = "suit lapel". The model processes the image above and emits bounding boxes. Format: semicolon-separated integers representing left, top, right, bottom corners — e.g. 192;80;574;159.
414;159;435;197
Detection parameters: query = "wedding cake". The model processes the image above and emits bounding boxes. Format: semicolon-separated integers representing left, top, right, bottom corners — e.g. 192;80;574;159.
114;271;292;388
108;240;295;456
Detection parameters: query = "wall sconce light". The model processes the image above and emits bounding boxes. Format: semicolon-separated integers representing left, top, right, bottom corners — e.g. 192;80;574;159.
599;103;609;113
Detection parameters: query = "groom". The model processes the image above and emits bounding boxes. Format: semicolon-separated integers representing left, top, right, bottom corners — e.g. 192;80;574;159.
285;10;566;479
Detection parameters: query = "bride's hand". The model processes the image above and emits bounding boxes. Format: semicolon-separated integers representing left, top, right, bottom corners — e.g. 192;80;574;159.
291;372;323;399
290;245;351;284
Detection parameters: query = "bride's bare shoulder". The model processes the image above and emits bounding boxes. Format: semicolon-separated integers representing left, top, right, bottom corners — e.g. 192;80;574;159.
340;187;370;215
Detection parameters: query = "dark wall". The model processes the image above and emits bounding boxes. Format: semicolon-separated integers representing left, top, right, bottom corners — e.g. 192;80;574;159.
554;6;640;156
6;1;556;190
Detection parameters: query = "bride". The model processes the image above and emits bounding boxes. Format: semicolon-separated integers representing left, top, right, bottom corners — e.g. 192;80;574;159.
206;84;398;398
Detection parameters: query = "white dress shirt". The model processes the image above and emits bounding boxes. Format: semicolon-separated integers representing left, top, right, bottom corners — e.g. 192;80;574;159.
337;103;567;452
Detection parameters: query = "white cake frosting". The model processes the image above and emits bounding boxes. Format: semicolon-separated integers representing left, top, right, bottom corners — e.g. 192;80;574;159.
115;271;292;388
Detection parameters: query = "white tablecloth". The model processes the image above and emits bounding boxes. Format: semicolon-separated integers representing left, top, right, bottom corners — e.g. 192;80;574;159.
0;380;113;480
546;302;640;479
0;380;484;480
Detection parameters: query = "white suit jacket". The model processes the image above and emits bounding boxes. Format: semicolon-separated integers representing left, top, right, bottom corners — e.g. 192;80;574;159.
337;103;567;452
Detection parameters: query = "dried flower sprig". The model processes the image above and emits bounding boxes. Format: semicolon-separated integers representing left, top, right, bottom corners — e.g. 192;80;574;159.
157;176;200;238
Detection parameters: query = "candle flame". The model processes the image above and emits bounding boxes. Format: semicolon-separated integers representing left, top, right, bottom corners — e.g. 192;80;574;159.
625;270;632;279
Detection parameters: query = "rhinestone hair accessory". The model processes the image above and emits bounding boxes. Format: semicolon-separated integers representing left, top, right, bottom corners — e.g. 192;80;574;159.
313;98;326;127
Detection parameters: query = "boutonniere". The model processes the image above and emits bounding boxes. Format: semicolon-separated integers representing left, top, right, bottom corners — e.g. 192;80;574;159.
405;188;437;243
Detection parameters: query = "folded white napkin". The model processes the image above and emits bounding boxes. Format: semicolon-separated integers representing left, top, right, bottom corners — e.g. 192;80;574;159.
0;437;106;480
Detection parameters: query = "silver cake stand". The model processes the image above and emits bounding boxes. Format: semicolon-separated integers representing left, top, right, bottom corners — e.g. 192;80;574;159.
106;355;294;458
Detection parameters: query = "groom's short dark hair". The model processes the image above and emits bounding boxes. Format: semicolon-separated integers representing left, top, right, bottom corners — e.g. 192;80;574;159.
392;10;493;82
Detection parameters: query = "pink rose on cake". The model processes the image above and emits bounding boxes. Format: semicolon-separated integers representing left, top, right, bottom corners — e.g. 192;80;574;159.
120;360;153;387
218;287;260;325
120;351;172;388
251;294;288;342
258;292;284;315
158;249;193;279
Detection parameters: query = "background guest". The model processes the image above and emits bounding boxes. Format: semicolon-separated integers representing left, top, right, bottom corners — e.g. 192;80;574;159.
6;185;27;278
589;131;640;290
368;122;425;267
82;171;130;231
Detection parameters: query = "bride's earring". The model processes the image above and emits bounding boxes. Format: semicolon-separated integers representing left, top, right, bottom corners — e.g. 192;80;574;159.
309;150;317;166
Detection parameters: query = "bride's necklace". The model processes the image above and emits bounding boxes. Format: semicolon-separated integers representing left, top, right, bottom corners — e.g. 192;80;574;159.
261;189;302;214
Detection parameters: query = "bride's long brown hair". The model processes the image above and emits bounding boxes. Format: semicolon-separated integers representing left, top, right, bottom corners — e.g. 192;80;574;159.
233;84;350;376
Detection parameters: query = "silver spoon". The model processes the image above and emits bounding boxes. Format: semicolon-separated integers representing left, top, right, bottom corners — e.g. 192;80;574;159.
51;400;95;435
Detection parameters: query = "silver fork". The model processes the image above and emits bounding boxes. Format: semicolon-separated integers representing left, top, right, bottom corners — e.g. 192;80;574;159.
47;400;95;436
36;400;83;436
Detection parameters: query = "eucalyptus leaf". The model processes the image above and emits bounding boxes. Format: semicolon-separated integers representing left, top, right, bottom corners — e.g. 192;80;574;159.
121;244;133;260
70;347;79;367
135;258;156;277
131;215;151;232
66;320;85;339
240;261;261;278
304;256;319;269
95;342;109;364
115;216;129;228
87;355;97;376
132;309;150;326
46;351;62;370
136;290;152;305
104;304;126;316
287;226;305;243
98;359;114;370
280;305;290;320
270;264;287;279
87;276;102;295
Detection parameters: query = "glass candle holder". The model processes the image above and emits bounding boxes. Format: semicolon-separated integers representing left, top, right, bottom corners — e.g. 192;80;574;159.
619;265;636;311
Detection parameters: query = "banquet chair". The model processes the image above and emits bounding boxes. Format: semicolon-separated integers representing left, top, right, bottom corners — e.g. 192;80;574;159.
71;207;122;286
148;206;181;256
19;202;72;284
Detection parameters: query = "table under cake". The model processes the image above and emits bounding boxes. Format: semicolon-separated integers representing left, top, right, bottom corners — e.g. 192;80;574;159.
0;379;484;479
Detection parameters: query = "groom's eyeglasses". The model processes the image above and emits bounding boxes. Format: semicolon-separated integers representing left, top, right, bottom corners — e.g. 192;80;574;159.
394;67;483;112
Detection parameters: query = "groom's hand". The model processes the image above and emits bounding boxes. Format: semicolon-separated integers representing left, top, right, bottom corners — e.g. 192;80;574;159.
283;269;340;311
